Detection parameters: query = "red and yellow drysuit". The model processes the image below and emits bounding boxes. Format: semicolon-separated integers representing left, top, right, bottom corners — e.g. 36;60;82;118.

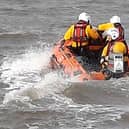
63;20;101;51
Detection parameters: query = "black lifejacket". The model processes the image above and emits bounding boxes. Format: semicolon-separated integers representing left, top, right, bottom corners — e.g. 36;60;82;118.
114;23;128;56
72;21;89;43
106;41;114;56
106;23;128;56
114;23;124;41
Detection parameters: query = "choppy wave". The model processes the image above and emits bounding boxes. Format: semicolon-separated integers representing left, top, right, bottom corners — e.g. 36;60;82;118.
0;42;69;105
0;0;129;128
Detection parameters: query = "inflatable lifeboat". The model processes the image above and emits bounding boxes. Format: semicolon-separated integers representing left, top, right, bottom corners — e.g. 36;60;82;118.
50;40;129;82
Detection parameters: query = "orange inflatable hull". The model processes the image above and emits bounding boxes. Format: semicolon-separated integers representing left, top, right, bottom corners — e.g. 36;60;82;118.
50;40;129;82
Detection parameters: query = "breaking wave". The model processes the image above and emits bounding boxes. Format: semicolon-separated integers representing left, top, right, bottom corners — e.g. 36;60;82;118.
0;41;68;104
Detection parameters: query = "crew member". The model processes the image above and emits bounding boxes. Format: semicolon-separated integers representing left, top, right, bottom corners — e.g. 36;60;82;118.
98;15;125;41
61;12;102;55
100;28;128;71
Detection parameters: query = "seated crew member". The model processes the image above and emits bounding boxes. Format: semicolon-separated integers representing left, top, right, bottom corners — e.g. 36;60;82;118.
100;28;128;72
61;12;102;56
98;15;125;42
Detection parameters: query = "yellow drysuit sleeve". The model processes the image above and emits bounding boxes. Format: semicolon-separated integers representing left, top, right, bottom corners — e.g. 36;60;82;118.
64;25;74;40
101;44;108;56
98;23;114;31
86;25;100;39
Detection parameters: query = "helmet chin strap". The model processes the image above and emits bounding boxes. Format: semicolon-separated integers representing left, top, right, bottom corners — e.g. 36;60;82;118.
106;35;112;42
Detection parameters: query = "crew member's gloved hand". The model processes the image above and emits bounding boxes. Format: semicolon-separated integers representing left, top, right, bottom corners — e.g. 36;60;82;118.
100;56;108;69
106;35;112;42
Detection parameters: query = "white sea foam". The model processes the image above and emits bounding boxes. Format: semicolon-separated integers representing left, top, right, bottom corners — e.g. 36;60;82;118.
1;44;67;104
3;71;67;104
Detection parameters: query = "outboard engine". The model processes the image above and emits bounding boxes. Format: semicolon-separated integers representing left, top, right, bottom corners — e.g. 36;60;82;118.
108;52;124;78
